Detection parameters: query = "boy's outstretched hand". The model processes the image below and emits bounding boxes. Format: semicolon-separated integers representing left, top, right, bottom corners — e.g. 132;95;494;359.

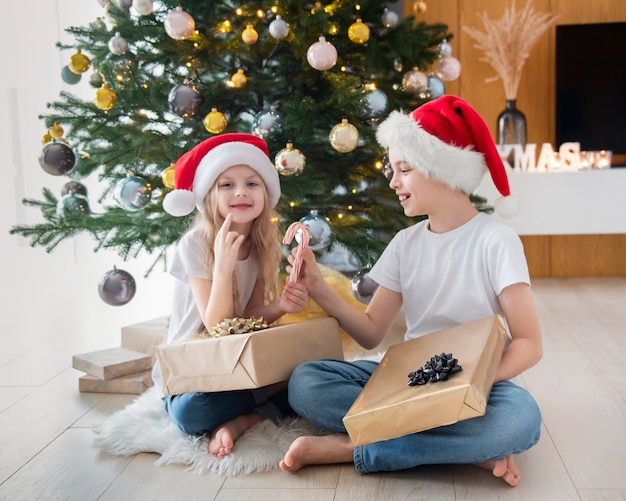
279;282;308;314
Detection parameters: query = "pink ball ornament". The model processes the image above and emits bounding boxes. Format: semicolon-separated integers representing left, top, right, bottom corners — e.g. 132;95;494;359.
435;56;461;81
132;0;153;15
164;7;195;40
307;37;338;71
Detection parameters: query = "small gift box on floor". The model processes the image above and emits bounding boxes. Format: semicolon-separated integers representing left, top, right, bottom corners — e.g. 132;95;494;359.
343;315;507;446
156;316;343;395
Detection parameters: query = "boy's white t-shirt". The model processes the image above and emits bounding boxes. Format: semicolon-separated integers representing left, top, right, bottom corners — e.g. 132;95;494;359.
368;213;530;342
151;227;259;396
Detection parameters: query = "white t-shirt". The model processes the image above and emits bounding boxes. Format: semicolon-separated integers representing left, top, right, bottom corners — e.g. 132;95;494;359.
368;213;530;342
152;227;259;395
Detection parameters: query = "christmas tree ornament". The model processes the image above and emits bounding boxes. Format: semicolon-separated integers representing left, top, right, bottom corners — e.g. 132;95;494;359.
361;86;388;119
351;267;378;304
413;1;427;14
298;211;333;253
434;39;462;81
95;83;117;110
252;109;282;138
307;37;338;71
329;119;359;153
113;175;152;211
382;8;399;29
68;50;91;74
229;69;247;88
108;32;128;56
88;71;104;88
98;266;136;306
61;180;88;197
402;67;429;94
132;0;153;16
164;7;195;40
393;58;403;72
203;108;227;134
269;15;289;39
427;73;446;99
241;24;259;45
97;0;108;6
59;193;90;215
39;141;76;176
89;17;107;30
48;122;65;139
168;83;205;118
161;164;176;189
348;18;370;44
61;65;81;85
41;131;52;144
275;142;306;176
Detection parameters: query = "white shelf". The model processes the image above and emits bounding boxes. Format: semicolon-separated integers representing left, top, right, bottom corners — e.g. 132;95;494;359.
476;168;626;235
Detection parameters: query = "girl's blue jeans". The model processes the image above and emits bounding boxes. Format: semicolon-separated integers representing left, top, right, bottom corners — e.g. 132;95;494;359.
288;359;542;474
163;386;294;436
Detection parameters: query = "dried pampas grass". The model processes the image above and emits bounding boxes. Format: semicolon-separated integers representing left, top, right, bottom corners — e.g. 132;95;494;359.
463;0;559;99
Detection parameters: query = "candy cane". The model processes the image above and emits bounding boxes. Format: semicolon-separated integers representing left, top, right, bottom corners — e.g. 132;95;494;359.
282;222;310;284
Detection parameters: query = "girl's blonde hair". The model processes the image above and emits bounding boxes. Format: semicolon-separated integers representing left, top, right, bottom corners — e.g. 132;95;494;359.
194;177;281;316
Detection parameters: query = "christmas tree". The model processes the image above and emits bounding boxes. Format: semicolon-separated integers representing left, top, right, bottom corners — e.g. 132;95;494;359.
11;0;473;278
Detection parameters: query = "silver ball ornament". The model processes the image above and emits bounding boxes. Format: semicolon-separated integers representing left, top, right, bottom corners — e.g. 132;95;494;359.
297;212;333;252
113;175;152;211
275;143;306;176
98;266;136;306
351;267;379;304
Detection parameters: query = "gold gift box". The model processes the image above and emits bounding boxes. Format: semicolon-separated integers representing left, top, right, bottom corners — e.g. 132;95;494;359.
156;316;343;395
343;315;507;446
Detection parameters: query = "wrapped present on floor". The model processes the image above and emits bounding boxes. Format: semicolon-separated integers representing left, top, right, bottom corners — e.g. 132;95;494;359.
343;315;507;446
72;347;152;380
78;371;152;394
120;316;169;363
156;316;343;395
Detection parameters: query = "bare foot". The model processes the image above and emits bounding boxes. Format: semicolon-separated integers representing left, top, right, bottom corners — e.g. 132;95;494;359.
279;434;354;473
475;455;520;487
208;413;263;458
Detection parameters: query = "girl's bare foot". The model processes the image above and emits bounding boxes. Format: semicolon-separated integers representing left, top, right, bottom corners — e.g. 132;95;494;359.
475;455;520;487
208;413;263;458
279;434;354;472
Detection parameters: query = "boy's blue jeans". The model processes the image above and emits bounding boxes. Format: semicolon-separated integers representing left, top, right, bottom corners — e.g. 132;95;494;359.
288;359;542;474
163;387;294;436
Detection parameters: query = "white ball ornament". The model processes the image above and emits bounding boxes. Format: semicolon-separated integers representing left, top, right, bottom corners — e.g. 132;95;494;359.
108;32;128;56
402;67;429;94
307;36;338;71
275;142;306;176
269;15;289;40
164;7;195;40
382;8;399;29
435;56;462;81
132;0;153;16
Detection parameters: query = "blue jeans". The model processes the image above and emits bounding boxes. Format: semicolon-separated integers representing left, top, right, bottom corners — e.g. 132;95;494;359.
288;359;542;474
163;386;294;436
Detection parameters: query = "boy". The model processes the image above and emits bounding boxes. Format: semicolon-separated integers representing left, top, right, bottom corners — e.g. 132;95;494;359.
280;96;543;487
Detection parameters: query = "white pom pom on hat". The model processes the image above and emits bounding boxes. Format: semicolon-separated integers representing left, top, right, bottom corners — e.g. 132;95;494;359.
162;133;281;217
376;95;519;217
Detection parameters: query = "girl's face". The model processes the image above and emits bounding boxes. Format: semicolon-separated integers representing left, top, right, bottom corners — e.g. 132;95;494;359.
216;164;266;225
385;149;447;217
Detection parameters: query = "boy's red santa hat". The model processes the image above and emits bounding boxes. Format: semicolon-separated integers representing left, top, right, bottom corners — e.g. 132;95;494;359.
376;95;519;217
163;133;280;217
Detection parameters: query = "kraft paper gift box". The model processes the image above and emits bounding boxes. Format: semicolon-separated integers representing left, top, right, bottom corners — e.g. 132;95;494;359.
343;315;507;446
156;316;343;395
121;316;169;363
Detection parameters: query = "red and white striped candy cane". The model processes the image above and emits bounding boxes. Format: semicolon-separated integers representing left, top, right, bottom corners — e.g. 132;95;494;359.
282;222;310;284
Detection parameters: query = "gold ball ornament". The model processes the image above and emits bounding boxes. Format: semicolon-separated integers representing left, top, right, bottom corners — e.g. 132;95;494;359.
242;24;259;45
414;1;427;14
329;119;359;153
203;108;228;134
95;84;117;110
348;18;370;44
230;69;247;88
69;50;91;74
49;123;64;139
275;142;306;176
402;67;429;94
161;164;176;189
42;131;52;144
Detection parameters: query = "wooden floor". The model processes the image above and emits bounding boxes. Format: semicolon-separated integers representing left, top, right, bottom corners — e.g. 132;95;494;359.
1;277;625;500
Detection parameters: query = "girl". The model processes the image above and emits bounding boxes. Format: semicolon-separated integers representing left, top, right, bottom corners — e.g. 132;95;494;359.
153;133;308;458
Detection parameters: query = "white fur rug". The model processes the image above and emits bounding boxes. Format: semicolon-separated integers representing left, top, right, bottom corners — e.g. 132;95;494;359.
93;386;326;475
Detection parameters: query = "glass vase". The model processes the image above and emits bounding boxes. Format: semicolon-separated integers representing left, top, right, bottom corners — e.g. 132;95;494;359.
497;99;527;146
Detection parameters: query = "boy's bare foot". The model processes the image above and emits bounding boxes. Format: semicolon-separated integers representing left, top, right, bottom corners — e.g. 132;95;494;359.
279;434;354;472
475;455;520;487
208;413;263;458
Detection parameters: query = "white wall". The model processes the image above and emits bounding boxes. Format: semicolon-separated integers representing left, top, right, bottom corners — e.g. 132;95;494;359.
1;1;173;343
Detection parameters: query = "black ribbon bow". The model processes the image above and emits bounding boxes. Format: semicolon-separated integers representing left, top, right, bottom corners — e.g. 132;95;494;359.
408;352;462;386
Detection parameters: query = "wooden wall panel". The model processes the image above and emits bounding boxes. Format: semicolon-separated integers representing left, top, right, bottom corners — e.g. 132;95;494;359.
551;235;626;277
520;235;552;278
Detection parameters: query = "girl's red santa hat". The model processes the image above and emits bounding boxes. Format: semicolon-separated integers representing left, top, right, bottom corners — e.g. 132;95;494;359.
163;133;281;217
376;95;519;217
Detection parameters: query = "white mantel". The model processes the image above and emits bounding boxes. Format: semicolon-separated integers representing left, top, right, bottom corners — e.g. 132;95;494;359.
476;168;626;235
